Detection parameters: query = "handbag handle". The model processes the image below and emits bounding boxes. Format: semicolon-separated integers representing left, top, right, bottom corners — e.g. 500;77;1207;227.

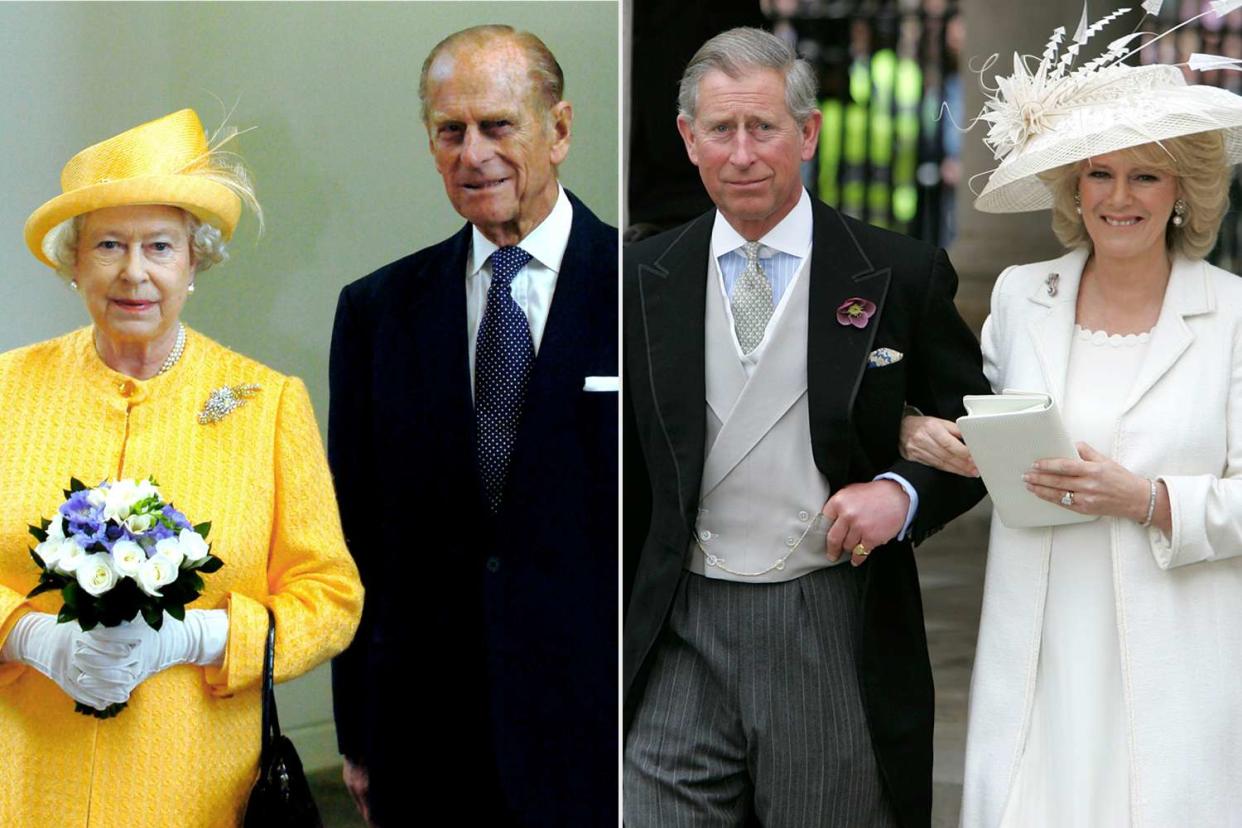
260;607;281;758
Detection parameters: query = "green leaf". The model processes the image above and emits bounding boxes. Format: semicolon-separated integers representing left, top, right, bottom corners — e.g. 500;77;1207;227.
166;603;186;621
40;518;50;531
62;582;81;612
193;521;211;539
28;549;46;572
197;556;224;574
141;605;163;630
26;580;59;599
58;606;79;624
69;478;87;493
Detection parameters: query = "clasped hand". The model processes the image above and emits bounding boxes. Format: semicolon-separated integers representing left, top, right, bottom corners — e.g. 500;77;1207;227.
2;609;228;710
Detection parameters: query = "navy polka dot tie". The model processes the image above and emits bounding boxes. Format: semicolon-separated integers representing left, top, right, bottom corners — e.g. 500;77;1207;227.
475;245;535;513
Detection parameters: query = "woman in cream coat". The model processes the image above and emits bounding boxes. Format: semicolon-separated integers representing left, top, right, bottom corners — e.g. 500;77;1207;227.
900;10;1242;823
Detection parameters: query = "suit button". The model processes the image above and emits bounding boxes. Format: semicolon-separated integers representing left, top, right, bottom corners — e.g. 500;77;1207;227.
798;511;810;522
118;380;136;397
698;529;711;542
486;556;501;573
785;536;797;547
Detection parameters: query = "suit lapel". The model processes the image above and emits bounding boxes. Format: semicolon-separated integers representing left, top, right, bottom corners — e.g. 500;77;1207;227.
806;202;891;489
502;196;607;520
403;225;485;507
1119;255;1211;415
1026;248;1087;404
638;213;712;530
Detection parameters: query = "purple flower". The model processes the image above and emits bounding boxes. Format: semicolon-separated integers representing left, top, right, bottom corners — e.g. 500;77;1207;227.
836;297;877;329
60;490;99;523
161;505;191;531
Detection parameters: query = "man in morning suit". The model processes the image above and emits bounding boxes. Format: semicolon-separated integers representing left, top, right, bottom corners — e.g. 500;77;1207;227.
329;25;617;827
623;27;989;826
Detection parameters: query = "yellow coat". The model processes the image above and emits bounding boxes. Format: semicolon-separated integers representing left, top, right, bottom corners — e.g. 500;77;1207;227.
0;327;363;827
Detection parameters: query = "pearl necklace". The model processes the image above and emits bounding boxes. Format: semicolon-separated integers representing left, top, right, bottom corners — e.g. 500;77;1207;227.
156;322;186;376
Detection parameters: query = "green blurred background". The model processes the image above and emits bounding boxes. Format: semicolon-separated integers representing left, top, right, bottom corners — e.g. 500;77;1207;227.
0;0;618;770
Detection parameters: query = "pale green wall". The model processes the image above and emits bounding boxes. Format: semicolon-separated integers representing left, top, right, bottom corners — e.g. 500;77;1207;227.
0;1;618;771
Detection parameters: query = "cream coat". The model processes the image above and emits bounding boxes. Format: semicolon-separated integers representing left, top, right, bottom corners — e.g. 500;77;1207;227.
960;249;1242;827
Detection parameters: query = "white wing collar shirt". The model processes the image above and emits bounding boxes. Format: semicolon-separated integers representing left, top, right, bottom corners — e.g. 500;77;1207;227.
710;187;919;539
467;183;573;383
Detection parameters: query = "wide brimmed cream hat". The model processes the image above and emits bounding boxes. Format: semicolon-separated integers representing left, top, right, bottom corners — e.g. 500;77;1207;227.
24;108;242;268
973;2;1242;214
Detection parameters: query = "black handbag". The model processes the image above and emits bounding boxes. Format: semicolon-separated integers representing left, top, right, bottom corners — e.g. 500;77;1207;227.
243;608;323;828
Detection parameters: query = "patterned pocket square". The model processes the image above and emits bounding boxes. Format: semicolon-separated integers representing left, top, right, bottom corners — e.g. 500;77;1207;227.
867;348;903;368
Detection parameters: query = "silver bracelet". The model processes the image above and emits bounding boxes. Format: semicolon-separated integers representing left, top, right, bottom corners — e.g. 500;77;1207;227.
1138;478;1158;527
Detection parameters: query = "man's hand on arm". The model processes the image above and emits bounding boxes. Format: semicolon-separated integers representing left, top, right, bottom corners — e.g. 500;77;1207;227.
821;479;911;566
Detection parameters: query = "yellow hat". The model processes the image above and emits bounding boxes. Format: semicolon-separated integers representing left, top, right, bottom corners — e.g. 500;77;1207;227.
24;109;243;268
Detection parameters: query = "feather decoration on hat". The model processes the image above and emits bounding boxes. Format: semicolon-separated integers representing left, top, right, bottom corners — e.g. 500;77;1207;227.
975;1;1242;162
175;104;265;236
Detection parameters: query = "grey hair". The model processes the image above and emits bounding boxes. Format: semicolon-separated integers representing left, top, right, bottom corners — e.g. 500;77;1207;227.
47;210;228;280
678;27;818;126
419;24;564;126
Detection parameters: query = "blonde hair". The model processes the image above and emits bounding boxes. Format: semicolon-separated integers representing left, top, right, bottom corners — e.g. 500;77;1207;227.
1041;131;1230;259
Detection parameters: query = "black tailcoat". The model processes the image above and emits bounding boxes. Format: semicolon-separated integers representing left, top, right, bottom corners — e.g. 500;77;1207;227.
624;198;989;827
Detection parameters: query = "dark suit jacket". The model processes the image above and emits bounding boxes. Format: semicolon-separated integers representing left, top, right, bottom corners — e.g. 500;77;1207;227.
330;191;617;827
623;198;989;827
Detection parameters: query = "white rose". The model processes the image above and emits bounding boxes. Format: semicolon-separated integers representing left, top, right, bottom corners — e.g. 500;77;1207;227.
137;554;178;597
86;488;106;509
110;540;146;577
33;538;64;570
178;529;210;565
45;517;65;541
134;478;159;502
101;479;139;522
54;539;87;574
76;553;118;597
124;513;154;534
154;537;185;568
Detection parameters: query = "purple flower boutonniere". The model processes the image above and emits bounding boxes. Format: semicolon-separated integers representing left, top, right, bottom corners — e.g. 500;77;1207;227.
836;297;877;329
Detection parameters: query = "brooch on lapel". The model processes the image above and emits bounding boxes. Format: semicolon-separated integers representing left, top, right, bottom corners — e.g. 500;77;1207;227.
836;297;877;329
1045;273;1060;297
198;384;261;425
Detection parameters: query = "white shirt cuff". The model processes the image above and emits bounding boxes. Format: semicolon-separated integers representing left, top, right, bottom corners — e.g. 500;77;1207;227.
874;472;918;541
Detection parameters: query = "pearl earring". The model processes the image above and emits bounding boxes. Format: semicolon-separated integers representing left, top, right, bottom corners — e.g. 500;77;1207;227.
69;279;79;291
1073;191;1082;215
187;282;195;294
1172;199;1187;227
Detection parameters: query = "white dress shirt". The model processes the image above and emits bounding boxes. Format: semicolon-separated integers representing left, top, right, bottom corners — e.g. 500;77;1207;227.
710;188;919;539
466;184;573;384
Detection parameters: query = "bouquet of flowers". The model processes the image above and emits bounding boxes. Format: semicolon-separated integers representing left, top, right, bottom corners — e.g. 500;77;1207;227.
27;477;223;717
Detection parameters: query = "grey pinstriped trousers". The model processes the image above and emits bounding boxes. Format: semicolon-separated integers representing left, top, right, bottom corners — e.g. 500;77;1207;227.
624;566;898;827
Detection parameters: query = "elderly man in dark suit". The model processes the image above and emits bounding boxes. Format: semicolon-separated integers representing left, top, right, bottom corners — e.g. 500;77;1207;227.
624;27;988;827
329;24;616;827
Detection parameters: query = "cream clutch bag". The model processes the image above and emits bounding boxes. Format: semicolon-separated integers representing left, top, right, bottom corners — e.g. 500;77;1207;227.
957;391;1098;529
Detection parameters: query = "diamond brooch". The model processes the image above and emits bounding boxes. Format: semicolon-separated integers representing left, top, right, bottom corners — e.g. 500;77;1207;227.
198;384;261;425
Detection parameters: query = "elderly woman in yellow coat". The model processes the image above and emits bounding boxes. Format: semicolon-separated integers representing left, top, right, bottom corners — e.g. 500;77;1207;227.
0;109;363;826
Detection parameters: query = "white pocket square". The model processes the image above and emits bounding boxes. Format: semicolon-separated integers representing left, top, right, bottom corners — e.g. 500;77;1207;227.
583;376;619;392
867;348;903;368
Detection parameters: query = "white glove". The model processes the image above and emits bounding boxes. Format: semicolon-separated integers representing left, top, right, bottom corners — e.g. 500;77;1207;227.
75;609;229;700
0;612;129;709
